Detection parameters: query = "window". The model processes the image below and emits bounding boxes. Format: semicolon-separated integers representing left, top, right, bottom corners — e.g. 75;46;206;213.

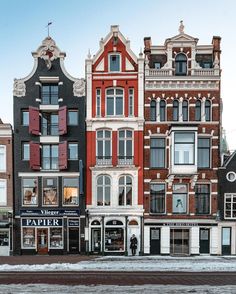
172;184;187;214
160;100;166;121
22;143;29;160
63;178;79;205
22;228;35;248
118;130;133;165
41;112;58;135
150;184;165;213
41;84;58;105
50;228;63;248
68;143;78;160
106;88;123;116
225;194;236;218
175;53;187;76
0;145;6;172
43;178;58;205
150;100;156;121
105;227;124;251
198;138;210;168
226;172;236;182
182;100;188;121
96;89;101;117
174;132;195;165
109;54;120;72
205;100;211;121
22;178;37;205
118;175;132;206
173;100;179;121
97;175;111;206
195;100;201;121
22;111;29;126
42;145;59;170
96;130;111;165
0;180;7;206
68;110;78;125
128;88;134;116
150;138;165;168
202;62;212;68
195;184;210;214
154;62;161;69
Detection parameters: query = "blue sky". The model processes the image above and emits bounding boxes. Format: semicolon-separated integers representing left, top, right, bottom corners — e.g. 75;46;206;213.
1;0;236;149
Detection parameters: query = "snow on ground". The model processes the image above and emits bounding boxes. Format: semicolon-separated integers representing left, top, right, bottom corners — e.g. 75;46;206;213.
0;284;235;294
0;255;236;272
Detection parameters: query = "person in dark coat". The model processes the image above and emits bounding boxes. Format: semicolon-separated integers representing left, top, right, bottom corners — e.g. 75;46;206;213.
130;234;138;256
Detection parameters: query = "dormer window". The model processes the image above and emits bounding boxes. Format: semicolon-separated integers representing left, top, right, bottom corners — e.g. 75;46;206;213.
109;54;120;72
41;84;59;105
175;53;187;76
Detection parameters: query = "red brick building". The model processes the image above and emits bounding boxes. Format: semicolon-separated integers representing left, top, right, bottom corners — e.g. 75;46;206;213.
85;25;144;255
143;22;221;255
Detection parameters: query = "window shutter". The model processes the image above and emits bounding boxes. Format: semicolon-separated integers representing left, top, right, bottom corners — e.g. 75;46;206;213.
59;106;67;135
29;142;40;170
59;141;68;170
29;107;40;135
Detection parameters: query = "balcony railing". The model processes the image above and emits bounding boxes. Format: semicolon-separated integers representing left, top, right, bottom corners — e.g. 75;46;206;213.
118;156;134;165
146;68;220;77
41;123;59;136
96;156;112;166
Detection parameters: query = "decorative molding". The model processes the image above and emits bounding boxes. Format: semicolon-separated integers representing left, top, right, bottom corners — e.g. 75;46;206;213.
73;79;85;97
13;79;26;97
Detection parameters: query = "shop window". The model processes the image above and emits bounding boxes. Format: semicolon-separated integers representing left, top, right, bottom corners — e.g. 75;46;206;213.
22;178;37;206
22;228;35;248
205;100;211;121
105;227;124;251
225;194;236;218
118;129;133;165
128;88;134;116
68;110;78;125
172;184;187;214
96;130;112;165
50;228;63;249
22;110;29;126
150;138;165;168
182;100;188;121
42;145;59;170
160;100;166;121
0;231;9;246
198;138;210;168
0;145;6;172
173;100;179;121
175;53;187;76
68;143;78;160
195;184;210;214
118;175;132;206
106;88;124;116
43;178;58;206
41;84;58;105
150;100;156;121
150;183;165;214
174;132;195;165
41;112;59;135
96;89;101;117
63;178;79;205
195;100;201;121
109;54;120;72
0;179;7;206
97;175;111;206
22;143;29;160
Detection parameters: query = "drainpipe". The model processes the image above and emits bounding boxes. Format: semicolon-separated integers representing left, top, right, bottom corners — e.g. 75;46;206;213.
125;216;128;256
102;216;104;256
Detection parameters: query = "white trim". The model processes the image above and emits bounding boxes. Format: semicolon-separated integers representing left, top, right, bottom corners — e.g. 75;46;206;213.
18;172;80;177
93;75;137;80
39;76;59;83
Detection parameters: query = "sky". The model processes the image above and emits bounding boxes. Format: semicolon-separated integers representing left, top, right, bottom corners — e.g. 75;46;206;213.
0;0;236;150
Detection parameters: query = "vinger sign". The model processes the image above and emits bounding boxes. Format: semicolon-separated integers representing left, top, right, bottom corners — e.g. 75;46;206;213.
22;218;63;227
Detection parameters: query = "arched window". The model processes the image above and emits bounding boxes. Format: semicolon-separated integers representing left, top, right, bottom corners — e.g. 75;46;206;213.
182;100;188;121
160;100;166;121
150;100;156;121
118;130;133;165
205;100;211;121
173;100;179;121
195;100;201;121
175;53;187;76
118;175;132;206
106;88;124;116
96;130;112;165
97;175;111;206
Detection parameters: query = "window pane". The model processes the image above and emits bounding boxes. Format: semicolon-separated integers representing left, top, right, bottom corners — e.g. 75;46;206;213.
43;178;58;205
116;96;123;115
50;228;63;248
68;111;78;125
107;97;114;115
110;55;120;71
195;184;210;214
22;178;37;205
173;194;187;213
175;133;194;143
22;111;29;125
22;228;35;248
150;184;165;213
63;178;79;205
22;143;29;160
68;143;78;160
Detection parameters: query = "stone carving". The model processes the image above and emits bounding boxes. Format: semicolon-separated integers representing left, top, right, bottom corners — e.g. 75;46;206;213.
13;79;26;97
178;20;185;34
214;52;220;69
73;79;85;97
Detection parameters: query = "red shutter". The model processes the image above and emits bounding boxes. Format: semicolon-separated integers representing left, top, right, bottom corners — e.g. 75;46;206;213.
29;142;40;170
59;106;67;135
29;107;40;135
59;141;68;170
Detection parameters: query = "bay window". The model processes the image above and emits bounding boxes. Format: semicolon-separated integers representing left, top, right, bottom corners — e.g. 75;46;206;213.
174;132;195;165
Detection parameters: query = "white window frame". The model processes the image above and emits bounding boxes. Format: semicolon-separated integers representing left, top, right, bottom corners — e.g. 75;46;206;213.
172;184;188;214
0;179;7;206
224;193;236;219
118;175;133;206
96;129;112;163
96;175;111;206
128;88;134;116
0;145;6;172
118;129;133;164
106;88;124;116
108;53;121;72
96;88;101;117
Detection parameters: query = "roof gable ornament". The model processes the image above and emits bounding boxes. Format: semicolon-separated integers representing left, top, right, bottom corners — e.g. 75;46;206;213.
178;20;185;34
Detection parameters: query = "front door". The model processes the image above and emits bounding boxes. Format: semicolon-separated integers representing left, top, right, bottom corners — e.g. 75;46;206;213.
69;227;80;253
170;229;189;255
150;228;161;255
91;228;101;253
222;227;231;255
37;228;48;254
200;228;210;254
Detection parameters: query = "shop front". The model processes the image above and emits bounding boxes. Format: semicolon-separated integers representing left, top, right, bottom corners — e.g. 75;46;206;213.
0;211;12;256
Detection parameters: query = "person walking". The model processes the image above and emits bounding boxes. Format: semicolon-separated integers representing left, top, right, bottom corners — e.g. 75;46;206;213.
130;234;138;256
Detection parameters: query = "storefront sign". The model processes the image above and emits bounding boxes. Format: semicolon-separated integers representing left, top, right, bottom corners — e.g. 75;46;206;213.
145;223;218;227
22;218;63;227
68;219;80;227
20;209;80;217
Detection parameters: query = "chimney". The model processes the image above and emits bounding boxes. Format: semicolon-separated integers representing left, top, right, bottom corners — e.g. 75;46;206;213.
144;37;152;57
212;36;221;60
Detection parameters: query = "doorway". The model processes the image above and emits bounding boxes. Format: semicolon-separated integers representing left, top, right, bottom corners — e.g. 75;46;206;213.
69;227;80;253
91;228;101;253
37;228;48;254
222;227;231;255
200;228;210;254
150;228;161;255
170;229;189;255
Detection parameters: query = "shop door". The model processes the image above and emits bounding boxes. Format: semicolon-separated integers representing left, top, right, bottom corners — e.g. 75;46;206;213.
200;228;210;254
150;228;161;255
91;228;101;253
0;230;9;256
69;227;80;253
170;229;189;255
37;228;48;254
222;227;231;255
